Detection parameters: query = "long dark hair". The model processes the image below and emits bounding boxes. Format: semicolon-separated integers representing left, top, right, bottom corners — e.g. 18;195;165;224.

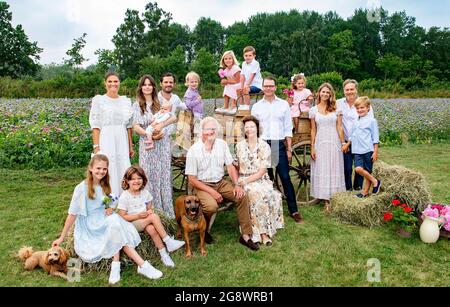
136;75;160;115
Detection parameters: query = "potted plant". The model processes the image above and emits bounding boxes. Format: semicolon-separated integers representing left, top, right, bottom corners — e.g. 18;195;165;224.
383;199;418;237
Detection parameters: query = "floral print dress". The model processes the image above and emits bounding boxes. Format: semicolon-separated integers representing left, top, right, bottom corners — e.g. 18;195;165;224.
132;101;175;219
236;139;284;243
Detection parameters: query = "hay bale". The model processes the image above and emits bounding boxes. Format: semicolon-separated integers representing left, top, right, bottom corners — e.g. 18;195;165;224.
331;160;432;228
65;209;177;272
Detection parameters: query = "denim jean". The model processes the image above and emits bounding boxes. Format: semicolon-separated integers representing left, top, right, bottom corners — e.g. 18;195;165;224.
265;140;298;214
343;144;363;190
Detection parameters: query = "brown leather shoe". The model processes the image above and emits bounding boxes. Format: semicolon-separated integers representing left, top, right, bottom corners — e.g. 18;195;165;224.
239;236;259;251
290;212;304;224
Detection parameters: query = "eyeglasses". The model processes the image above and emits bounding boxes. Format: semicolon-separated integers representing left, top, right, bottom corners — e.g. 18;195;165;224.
202;128;217;131
263;85;276;88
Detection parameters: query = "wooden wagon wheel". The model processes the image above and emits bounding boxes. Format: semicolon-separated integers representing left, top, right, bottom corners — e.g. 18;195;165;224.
275;138;319;206
171;156;188;192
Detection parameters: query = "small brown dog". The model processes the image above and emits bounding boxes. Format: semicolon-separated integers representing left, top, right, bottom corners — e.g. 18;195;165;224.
174;195;207;257
18;246;69;280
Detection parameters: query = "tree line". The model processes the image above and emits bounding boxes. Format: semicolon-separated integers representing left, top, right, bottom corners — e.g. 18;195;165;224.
0;1;449;98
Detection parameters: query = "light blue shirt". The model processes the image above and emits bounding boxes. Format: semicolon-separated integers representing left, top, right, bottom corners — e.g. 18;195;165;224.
349;114;379;154
337;98;374;140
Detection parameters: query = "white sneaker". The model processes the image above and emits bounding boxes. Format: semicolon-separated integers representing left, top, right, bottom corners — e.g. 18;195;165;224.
108;261;121;284
165;237;185;253
215;107;225;114
137;261;163;279
225;107;237;115
160;250;175;267
238;105;249;111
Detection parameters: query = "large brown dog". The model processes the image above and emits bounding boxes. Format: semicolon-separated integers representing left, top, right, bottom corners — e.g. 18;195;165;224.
174;195;207;257
18;246;69;280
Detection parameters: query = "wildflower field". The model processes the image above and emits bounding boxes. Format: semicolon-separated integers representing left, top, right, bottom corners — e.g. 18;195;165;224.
0;98;449;169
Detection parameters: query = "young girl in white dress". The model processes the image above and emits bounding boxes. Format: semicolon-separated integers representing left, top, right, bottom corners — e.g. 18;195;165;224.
52;154;163;284
117;165;185;267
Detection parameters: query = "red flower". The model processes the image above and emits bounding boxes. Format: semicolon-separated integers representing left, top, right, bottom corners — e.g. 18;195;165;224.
400;204;407;208
384;212;393;221
404;207;413;213
392;199;401;206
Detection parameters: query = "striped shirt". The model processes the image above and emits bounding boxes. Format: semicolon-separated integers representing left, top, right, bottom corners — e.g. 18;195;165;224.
185;138;234;183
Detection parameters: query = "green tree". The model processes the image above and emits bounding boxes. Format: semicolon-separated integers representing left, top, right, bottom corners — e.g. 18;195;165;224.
190;48;218;84
142;2;174;56
0;2;42;77
64;33;88;68
375;53;404;80
329;30;360;78
94;49;119;73
112;9;145;78
192;17;225;56
138;45;188;82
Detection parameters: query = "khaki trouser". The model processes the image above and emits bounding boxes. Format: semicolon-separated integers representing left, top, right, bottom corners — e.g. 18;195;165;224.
193;179;252;235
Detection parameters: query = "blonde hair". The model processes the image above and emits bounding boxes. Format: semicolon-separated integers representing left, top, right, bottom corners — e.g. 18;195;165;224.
86;154;111;200
317;83;337;113
354;96;371;108
161;100;172;110
185;71;201;86
243;46;256;56
292;74;307;90
220;50;239;68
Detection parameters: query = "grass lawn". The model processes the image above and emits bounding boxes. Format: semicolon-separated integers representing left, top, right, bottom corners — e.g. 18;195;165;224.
0;143;448;286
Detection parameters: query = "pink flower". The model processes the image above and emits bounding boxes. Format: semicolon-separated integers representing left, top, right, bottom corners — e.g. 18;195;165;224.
422;206;440;219
282;89;294;97
218;69;227;78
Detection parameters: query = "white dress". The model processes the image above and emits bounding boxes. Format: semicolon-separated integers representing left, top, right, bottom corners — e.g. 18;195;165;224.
69;182;141;263
309;106;346;200
89;95;133;195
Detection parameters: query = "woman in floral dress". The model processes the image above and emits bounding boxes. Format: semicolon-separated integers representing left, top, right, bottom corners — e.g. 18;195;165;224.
309;83;346;212
236;116;284;246
132;75;177;218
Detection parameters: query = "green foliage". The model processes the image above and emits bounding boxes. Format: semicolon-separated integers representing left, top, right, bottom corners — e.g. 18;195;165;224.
307;71;344;96
0;2;42;77
64;33;88;68
192;17;225;56
190;48;219;85
138;45;188;83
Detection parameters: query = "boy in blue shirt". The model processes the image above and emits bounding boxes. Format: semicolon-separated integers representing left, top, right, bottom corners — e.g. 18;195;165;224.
342;96;381;198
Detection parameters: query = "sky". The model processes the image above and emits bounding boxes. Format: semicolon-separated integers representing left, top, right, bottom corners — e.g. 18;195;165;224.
4;0;450;67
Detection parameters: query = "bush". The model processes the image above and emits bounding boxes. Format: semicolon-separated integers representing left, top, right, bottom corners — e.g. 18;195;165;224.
307;71;343;97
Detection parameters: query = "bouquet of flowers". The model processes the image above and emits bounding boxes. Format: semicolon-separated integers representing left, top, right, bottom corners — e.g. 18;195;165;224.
383;199;418;234
282;88;294;98
421;204;450;231
102;193;119;209
218;68;227;79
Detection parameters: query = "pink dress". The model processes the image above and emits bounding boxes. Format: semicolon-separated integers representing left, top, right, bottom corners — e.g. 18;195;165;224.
309;106;346;200
223;65;242;100
290;89;312;117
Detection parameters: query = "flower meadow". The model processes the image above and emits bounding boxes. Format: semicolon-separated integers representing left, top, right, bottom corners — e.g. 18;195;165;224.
1;98;449;169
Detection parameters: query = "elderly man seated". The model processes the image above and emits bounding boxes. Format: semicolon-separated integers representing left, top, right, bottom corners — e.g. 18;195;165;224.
185;116;259;251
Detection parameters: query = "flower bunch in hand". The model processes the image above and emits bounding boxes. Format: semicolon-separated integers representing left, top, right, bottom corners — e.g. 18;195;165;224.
383;199;418;233
282;88;294;98
102;193;119;209
218;69;227;79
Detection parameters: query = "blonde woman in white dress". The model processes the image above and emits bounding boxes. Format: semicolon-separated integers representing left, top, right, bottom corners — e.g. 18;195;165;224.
89;72;134;196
